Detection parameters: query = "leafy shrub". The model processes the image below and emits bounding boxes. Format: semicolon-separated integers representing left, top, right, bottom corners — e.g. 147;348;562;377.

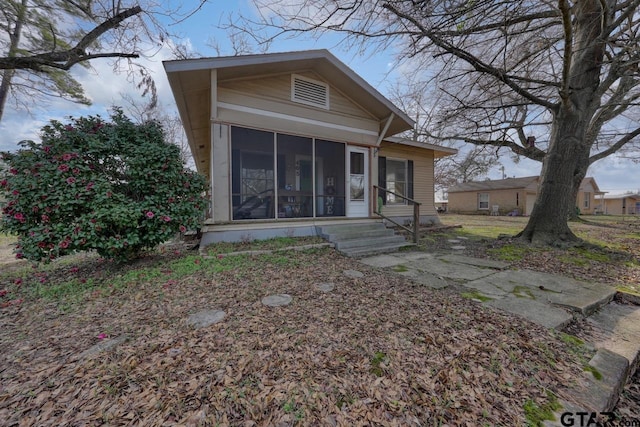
0;109;207;262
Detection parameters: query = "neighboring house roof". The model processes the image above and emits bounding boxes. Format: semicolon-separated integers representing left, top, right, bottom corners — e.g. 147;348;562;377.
164;50;415;171
448;176;539;193
384;136;458;158
603;193;640;200
448;175;605;194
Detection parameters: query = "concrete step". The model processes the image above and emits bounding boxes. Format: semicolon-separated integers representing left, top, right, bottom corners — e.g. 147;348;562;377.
324;228;396;242
341;242;413;258
334;235;406;250
317;222;386;236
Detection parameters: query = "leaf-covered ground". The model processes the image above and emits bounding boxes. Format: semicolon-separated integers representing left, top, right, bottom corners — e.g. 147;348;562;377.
1;243;588;426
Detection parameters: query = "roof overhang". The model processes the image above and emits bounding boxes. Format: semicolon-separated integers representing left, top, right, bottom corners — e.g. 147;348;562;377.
383;136;458;158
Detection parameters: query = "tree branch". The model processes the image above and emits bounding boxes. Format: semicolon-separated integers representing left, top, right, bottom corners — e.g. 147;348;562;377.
0;6;142;71
589;126;640;163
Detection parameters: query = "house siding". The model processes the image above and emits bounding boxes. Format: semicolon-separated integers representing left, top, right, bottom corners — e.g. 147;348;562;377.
448;188;527;215
217;74;380;145
376;142;438;220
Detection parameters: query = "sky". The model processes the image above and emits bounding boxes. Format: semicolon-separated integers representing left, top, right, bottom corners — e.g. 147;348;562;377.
1;0;638;195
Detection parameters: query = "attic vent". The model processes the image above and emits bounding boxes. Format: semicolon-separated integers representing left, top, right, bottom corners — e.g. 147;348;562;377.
291;74;329;109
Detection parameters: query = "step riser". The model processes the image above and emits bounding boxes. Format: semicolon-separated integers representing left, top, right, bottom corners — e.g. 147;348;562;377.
318;222;409;257
334;236;406;250
324;229;396;241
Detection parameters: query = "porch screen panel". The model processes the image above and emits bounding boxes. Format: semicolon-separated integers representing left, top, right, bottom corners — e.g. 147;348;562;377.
315;140;345;216
277;134;313;218
231;126;275;220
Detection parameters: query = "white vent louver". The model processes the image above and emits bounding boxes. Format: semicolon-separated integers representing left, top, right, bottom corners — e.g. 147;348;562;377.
292;74;329;109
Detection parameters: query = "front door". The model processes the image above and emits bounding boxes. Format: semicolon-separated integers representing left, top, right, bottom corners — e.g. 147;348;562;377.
347;146;369;217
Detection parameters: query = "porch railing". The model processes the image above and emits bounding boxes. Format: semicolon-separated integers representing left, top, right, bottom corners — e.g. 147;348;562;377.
373;185;421;243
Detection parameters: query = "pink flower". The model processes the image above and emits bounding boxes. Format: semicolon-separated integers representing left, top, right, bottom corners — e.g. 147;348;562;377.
0;179;6;187
70;266;79;273
15;253;23;259
62;153;73;161
0;290;8;297
217;254;224;259
9;168;18;175
168;197;175;203
179;225;187;233
32;206;38;213
66;177;76;184
14;278;22;286
39;276;47;284
97;333;107;340
163;216;171;222
59;240;69;249
65;125;74;132
58;164;69;172
86;182;94;191
41;214;50;223
43;146;52;153
145;211;154;219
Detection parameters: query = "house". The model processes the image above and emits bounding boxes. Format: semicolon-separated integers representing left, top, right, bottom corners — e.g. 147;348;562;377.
447;176;605;216
163;50;456;245
602;193;640;215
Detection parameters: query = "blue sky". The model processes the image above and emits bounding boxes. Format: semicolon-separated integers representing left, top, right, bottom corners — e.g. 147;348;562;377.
1;0;637;195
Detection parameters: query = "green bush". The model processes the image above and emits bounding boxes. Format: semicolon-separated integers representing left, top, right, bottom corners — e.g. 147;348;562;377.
0;109;207;262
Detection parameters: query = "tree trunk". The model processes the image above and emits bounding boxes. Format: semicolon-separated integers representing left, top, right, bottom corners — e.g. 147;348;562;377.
0;0;28;123
517;0;606;245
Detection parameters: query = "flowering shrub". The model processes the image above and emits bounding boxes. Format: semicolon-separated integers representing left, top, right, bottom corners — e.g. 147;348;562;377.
0;109;207;262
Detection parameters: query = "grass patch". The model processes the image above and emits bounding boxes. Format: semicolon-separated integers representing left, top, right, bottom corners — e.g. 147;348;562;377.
369;351;387;377
523;390;562;427
460;290;493;302
206;236;325;255
559;333;584;347
512;285;536;300
392;264;409;272
487;244;531;262
583;365;603;381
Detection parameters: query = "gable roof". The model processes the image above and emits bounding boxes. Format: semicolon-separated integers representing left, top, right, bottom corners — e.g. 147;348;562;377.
164;50;415;172
448;176;539;193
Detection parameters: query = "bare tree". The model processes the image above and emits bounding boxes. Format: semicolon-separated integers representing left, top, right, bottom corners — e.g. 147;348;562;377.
387;74;499;191
0;0;207;122
238;0;640;245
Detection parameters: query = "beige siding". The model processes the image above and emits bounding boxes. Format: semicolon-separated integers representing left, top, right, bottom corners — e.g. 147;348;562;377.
216;72;381;145
377;143;437;217
449;189;526;215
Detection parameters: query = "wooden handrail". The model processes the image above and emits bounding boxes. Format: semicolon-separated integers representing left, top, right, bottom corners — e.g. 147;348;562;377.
373;185;421;243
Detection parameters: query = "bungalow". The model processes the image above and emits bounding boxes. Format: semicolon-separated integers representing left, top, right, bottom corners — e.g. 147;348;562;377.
602;193;640;215
447;176;605;216
163;50;456;246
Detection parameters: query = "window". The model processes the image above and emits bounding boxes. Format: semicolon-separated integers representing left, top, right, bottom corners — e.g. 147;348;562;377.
231;126;346;220
583;192;591;209
349;152;365;201
478;193;489;210
386;158;407;204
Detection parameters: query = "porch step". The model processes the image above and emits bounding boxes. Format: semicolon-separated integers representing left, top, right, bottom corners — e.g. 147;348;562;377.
317;222;411;258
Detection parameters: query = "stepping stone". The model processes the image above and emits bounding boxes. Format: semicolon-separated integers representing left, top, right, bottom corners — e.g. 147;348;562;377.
447;239;461;243
359;254;405;268
78;335;128;360
456;236;469;240
450;246;466;250
343;269;364;278
187;309;226;328
315;282;335;293
262;294;292;307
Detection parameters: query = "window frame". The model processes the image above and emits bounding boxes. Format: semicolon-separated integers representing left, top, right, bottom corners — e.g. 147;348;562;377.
478;192;490;210
385;157;408;205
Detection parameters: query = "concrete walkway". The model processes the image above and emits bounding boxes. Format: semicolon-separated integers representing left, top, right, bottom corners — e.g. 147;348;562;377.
360;247;640;416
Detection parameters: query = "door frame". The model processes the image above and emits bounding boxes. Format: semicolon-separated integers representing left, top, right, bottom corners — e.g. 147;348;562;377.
346;146;369;218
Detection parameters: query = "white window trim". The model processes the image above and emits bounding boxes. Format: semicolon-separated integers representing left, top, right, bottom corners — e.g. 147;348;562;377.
478;193;490;210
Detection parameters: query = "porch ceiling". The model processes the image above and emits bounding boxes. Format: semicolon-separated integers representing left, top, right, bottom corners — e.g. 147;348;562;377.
164;50;415;177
